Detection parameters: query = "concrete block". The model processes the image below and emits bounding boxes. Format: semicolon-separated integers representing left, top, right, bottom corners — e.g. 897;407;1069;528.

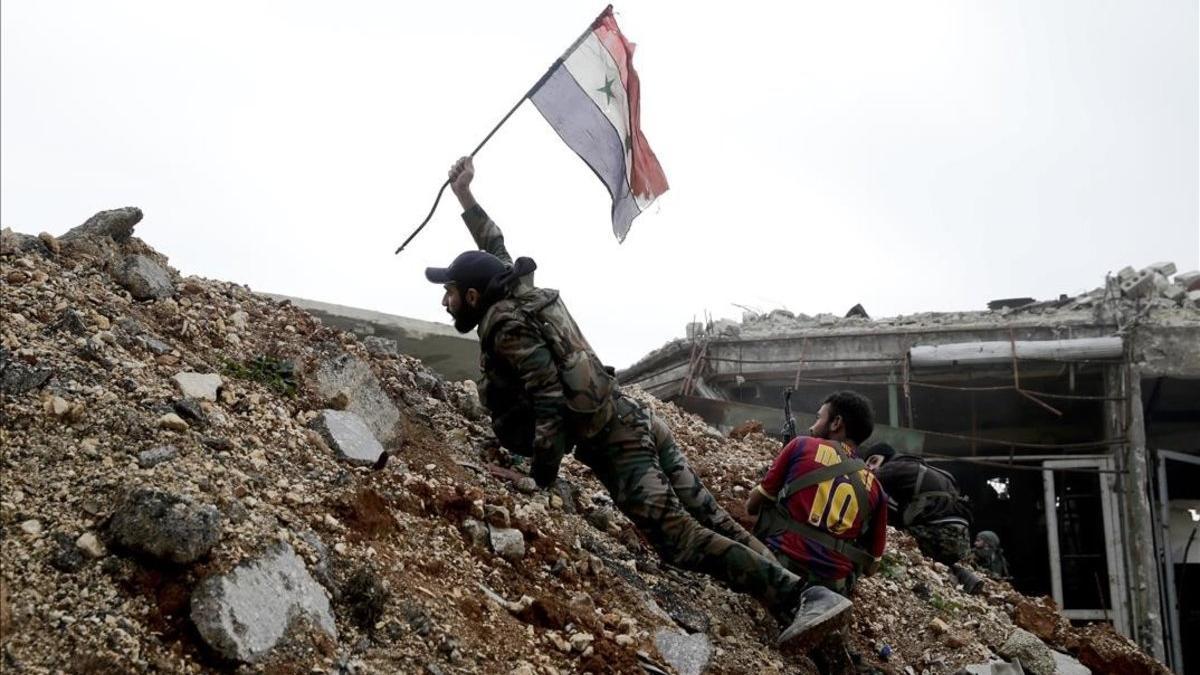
1119;269;1154;298
1163;284;1186;301
1187;290;1200;305
1117;265;1136;280
685;322;704;339
1145;261;1176;277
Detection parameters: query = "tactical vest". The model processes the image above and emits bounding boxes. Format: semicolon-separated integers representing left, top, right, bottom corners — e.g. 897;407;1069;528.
477;287;616;446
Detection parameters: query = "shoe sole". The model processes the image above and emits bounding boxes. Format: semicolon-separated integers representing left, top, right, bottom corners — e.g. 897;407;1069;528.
776;598;852;652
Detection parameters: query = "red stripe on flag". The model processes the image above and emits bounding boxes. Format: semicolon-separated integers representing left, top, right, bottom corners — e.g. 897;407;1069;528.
592;8;668;201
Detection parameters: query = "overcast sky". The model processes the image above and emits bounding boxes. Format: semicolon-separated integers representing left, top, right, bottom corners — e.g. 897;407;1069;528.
3;1;1197;368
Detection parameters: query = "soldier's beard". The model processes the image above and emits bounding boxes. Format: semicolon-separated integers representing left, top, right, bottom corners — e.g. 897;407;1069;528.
450;303;485;334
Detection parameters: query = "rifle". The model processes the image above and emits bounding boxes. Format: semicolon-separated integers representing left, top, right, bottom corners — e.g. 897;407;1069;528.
781;387;797;446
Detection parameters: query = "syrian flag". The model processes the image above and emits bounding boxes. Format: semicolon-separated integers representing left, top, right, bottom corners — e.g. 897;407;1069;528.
529;6;668;242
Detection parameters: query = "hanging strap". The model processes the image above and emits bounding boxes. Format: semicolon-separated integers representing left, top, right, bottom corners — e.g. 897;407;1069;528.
912;463;929;496
778;458;866;501
775;518;877;570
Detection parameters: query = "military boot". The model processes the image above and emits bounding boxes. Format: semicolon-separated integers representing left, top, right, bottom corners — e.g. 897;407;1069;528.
778;585;853;647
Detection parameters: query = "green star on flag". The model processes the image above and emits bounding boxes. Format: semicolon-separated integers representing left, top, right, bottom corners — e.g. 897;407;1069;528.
597;75;616;104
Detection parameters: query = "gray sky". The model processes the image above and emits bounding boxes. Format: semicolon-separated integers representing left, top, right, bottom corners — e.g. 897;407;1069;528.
3;0;1197;368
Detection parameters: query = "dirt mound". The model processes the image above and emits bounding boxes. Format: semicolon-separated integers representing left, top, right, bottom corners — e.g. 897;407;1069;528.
0;213;1169;674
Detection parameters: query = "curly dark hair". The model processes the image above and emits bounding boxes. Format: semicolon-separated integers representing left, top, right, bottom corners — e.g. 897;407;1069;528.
822;390;875;444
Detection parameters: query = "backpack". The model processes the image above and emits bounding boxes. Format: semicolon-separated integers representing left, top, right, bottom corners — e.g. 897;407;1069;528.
901;462;973;528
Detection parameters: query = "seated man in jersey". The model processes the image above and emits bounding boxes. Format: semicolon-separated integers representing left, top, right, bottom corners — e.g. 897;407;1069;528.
745;391;888;595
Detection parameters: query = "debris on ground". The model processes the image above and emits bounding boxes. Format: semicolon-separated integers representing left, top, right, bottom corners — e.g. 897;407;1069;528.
0;212;1171;673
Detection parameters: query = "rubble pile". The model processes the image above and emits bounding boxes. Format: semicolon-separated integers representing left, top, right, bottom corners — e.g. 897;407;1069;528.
685;262;1200;341
0;210;1171;673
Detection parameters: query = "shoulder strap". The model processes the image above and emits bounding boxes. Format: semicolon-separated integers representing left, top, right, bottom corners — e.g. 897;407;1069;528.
778;458;866;501
912;463;929;496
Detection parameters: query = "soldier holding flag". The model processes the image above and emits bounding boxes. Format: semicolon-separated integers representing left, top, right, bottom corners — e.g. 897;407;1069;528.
425;156;854;647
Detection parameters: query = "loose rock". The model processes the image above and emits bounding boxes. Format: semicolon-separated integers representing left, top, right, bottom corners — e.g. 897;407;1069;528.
654;629;712;675
999;628;1056;675
190;542;337;663
158;413;189;431
138;445;179;468
61;206;143;242
171;372;222;401
488;526;526;563
108;488;222;564
113;254;175;301
75;532;106;558
308;409;385;466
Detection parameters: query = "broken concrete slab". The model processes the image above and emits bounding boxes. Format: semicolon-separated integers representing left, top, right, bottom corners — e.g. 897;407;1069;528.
172;372;222;401
108;488;222;564
653;629;711;675
308;409;385;466
1146;261;1176;277
113;254;174;300
190;542;336;663
312;352;401;444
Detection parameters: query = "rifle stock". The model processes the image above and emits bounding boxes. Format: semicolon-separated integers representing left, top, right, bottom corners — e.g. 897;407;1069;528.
781;387;797;446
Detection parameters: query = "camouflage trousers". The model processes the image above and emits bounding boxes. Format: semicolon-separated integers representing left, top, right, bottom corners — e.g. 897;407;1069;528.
909;522;971;566
773;552;854;596
576;394;804;620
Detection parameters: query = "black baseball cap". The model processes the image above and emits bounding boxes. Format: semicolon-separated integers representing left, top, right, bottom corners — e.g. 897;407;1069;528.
425;250;508;291
858;442;896;464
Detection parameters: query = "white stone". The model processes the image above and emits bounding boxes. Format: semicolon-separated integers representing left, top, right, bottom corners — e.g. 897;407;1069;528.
172;372;223;401
76;532;106;558
488;526;526;562
19;519;43;535
190;543;336;663
308;410;385;466
569;632;594;652
159;413;189;431
654;630;712;675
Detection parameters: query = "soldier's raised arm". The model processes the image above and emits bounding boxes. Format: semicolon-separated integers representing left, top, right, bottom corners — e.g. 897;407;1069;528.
449;157;512;265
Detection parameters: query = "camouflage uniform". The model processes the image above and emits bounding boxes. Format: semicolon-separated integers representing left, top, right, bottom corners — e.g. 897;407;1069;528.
908;522;971;566
463;205;804;619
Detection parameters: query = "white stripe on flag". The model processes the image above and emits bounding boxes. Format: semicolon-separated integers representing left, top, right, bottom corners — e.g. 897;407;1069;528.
562;34;654;212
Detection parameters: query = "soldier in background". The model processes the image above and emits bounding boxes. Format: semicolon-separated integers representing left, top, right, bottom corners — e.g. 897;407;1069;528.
858;443;973;565
972;530;1011;579
860;443;986;592
424;156;851;647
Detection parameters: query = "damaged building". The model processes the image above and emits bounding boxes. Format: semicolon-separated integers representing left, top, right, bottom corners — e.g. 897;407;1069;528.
619;262;1200;673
